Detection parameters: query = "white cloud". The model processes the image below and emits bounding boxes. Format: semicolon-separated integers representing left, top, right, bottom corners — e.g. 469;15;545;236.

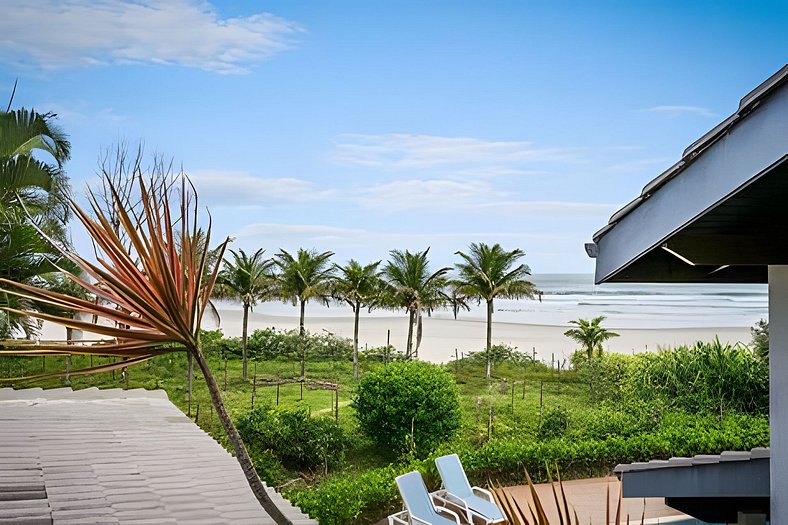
355;179;506;212
638;105;719;118
332;133;577;168
189;170;335;206
475;200;619;217
0;0;302;74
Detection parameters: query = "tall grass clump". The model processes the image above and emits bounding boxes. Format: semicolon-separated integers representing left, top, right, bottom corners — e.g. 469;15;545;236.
629;338;768;414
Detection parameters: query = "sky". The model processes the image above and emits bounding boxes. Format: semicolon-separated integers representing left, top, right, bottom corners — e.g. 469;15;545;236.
1;0;787;273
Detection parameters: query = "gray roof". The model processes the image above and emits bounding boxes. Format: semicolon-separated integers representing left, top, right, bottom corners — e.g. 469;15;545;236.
589;64;788;284
615;447;770;475
0;387;316;525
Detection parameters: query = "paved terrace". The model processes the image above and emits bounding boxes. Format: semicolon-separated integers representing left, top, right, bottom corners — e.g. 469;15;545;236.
0;386;316;525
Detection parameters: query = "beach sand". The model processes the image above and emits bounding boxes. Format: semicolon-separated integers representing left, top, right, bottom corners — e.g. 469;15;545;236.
206;306;753;364
39;304;752;365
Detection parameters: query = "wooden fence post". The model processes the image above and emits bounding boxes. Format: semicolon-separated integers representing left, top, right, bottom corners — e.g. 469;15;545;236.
187;353;193;418
276;382;280;406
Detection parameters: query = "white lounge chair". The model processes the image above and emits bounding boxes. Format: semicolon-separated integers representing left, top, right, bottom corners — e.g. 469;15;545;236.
390;471;463;525
434;454;506;524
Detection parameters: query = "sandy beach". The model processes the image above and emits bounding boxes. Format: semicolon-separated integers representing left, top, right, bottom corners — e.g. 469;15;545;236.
206;305;753;364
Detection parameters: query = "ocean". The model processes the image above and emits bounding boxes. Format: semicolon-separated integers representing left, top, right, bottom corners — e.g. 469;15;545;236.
236;273;768;331
489;273;768;329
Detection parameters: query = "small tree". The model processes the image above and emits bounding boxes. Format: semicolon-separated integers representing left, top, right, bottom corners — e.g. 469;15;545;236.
564;315;619;359
751;319;769;363
353;360;461;455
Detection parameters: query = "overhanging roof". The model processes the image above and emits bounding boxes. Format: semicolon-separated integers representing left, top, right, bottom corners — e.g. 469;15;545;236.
591;65;788;284
615;448;769;522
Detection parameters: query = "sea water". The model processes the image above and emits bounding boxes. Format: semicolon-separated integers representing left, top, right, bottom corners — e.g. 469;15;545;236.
243;273;768;330
490;273;768;329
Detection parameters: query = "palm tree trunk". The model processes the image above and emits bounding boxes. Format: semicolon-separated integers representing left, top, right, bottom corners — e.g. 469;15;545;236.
300;299;306;377
486;299;493;380
406;309;415;359
353;301;360;379
415;310;423;359
192;345;293;525
242;302;250;380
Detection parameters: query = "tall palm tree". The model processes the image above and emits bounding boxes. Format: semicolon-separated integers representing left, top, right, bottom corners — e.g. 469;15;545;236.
382;248;450;359
454;242;539;379
332;260;382;379
214;248;274;379
564;315;620;360
272;248;334;377
0;175;294;524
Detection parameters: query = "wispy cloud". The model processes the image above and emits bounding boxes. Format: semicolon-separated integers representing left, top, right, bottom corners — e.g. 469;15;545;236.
189;170;335;206
355;179;506;212
638;105;719;118
332;133;577;168
0;0;302;74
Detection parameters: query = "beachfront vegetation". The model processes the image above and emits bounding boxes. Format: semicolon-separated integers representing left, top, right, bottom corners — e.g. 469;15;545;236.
382;248;450;359
453;242;540;379
214;248;275;379
354;360;461;455
564;315;620;359
1;333;768;524
273;248;335;377
751;318;769;362
331;260;383;378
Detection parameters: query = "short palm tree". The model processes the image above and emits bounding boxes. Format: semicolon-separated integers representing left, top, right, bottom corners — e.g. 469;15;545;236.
564;315;620;359
272;248;334;376
454;242;539;379
214;248;274;379
332;259;382;378
0;176;294;523
382;248;449;359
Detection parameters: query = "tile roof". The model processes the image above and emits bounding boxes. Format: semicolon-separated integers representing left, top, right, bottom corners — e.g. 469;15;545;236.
614;447;770;475
0;387;317;525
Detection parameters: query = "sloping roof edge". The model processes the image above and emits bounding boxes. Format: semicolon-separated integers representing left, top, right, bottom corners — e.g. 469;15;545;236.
594;64;788;242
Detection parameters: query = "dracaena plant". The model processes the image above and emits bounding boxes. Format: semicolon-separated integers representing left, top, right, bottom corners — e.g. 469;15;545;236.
0;175;294;525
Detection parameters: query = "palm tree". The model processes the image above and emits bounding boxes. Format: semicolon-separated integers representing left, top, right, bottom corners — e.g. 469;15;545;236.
214;248;274;379
332;260;382;378
1;108;71;228
382;248;450;359
272;248;335;377
0;108;72;337
454;242;539;379
564;315;620;359
0;175;294;524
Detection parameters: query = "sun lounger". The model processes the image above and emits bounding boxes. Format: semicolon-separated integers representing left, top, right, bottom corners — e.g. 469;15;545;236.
390;471;463;525
434;454;505;524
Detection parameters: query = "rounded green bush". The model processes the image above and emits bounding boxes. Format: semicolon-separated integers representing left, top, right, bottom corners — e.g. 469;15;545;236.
353;360;461;455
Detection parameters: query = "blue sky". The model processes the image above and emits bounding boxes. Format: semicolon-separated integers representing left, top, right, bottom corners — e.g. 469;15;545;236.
2;0;786;272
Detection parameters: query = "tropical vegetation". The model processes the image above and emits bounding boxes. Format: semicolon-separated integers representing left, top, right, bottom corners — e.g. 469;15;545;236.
454;242;539;379
381;248;450;359
564;315;620;359
215;248;274;379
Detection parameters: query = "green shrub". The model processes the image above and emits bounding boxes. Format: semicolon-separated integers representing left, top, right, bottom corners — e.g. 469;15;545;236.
237;404;349;474
539;406;570;439
353;361;461;455
286;466;400;525
245;328;354;361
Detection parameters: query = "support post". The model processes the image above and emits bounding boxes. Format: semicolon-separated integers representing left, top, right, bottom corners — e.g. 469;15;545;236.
187;352;193;418
276;382;280;406
769;265;788;523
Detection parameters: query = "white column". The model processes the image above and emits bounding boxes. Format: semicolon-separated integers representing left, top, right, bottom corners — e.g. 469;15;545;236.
768;266;788;523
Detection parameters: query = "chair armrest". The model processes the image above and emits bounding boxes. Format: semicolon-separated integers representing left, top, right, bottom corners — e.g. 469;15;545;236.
472;486;495;502
432;490;473;523
388;510;409;525
434;506;463;524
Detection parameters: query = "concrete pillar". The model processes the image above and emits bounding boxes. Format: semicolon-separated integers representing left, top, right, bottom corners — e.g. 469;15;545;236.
768;265;788;523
